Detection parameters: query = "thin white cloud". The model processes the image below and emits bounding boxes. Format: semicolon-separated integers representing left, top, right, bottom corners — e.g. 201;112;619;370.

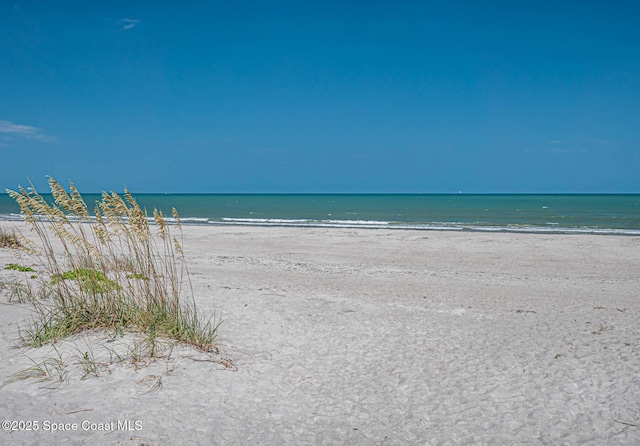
549;147;587;155
0;119;38;135
584;137;619;146
0;119;55;145
120;18;141;31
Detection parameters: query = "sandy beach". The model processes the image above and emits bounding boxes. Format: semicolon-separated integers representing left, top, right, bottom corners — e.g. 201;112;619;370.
1;222;639;445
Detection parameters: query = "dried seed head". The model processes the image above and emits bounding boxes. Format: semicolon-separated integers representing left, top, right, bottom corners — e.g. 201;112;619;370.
69;181;90;220
16;234;40;255
49;177;72;211
173;237;183;256
154;209;167;239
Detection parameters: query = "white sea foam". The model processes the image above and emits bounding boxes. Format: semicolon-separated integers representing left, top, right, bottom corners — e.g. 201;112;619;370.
324;219;390;226
221;218;310;224
210;217;640;235
2;214;640;236
164;217;209;223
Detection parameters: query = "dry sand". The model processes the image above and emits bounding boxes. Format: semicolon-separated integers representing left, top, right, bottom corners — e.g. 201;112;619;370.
1;223;639;445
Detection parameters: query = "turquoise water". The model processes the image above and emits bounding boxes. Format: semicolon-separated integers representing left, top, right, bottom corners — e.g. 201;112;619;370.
1;194;639;235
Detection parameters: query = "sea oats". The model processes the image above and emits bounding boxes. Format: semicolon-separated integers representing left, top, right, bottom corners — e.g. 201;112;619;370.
172;208;180;224
68;181;90;220
124;189;150;241
49;177;72;210
5;178;219;355
16;235;40;256
110;192;129;218
154;209;167;240
7;187;29;213
173;237;183;256
93;206;111;244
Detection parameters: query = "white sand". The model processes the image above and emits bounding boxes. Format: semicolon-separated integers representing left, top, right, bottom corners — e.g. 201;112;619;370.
1;223;639;445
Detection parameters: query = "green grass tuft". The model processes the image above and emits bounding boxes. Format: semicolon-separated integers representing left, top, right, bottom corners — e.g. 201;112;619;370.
51;268;120;293
5;263;36;272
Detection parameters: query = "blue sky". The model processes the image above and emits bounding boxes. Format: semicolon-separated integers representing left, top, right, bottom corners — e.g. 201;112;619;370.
1;1;639;193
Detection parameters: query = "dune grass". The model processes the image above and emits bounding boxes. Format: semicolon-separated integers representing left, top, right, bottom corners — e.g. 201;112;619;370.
5;177;219;352
0;225;22;249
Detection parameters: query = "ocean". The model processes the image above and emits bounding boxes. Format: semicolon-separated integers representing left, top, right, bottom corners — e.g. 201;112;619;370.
1;193;639;236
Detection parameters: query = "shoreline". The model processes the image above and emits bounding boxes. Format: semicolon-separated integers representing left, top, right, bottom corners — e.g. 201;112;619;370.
2;215;640;236
2;192;639;236
1;223;639;444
